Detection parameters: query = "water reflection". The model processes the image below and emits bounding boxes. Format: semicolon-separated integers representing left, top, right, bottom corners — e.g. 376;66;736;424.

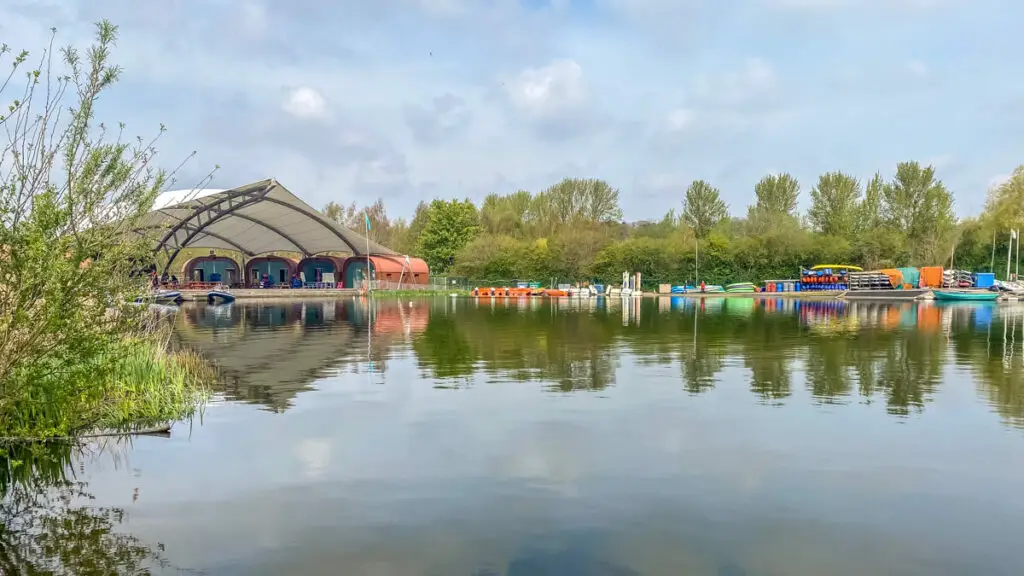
7;297;1024;575
175;298;429;410
177;297;1024;428
0;442;174;574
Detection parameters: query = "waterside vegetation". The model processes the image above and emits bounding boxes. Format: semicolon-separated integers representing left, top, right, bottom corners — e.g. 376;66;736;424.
0;22;211;440
329;166;1024;289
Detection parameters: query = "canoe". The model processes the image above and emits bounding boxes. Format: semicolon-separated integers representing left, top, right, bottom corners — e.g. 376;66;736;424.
932;289;1000;302
726;282;756;293
206;289;235;304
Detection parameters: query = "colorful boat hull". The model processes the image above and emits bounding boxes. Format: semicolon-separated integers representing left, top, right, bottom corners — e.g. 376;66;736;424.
932;289;1000;302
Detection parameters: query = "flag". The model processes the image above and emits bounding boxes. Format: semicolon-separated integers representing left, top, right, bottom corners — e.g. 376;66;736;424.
364;212;371;232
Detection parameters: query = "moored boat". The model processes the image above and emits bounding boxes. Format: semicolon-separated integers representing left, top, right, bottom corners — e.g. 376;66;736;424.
726;282;756;293
207;289;235;305
135;289;183;305
842;288;930;300
932;289;1000;302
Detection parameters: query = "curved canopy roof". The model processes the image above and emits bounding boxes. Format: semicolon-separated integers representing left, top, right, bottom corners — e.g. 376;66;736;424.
138;179;395;270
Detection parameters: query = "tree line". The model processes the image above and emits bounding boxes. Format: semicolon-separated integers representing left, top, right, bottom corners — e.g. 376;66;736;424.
323;162;1024;287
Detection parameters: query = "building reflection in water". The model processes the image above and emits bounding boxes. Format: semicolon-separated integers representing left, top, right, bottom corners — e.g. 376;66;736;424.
174;298;429;411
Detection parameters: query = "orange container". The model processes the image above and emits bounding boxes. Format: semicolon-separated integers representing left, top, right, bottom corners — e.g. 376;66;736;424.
920;266;943;288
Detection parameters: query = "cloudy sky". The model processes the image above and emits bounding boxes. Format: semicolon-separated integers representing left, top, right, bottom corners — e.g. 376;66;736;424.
2;0;1022;220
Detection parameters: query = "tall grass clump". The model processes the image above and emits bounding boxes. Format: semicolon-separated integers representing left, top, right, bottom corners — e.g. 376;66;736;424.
0;22;213;439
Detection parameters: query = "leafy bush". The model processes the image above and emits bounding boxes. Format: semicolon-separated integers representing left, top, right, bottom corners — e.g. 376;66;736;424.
0;22;210;438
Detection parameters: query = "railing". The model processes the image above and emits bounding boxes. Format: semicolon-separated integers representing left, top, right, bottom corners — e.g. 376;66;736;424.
371;280;443;291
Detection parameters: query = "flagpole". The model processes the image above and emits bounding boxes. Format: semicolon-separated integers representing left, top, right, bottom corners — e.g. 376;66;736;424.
365;211;372;293
1016;229;1020;281
1007;230;1014;281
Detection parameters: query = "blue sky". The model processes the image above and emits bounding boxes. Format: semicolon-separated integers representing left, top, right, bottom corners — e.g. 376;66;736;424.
2;0;1022;220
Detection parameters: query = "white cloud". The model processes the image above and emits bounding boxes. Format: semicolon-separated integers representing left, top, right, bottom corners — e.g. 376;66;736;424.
504;59;586;118
906;59;929;78
0;0;1015;223
667;108;695;131
237;1;268;38
693;58;776;105
767;0;955;8
282;87;328;119
771;0;851;6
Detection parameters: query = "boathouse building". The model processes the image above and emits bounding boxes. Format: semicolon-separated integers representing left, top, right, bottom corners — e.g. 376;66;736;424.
136;179;428;288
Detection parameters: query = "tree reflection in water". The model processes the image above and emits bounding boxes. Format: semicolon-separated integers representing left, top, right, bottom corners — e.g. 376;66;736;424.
408;298;1024;427
172;297;1024;429
0;442;176;575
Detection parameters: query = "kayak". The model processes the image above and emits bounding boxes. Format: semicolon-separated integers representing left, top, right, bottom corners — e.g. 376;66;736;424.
726;282;756;293
810;264;863;272
932;289;1000;302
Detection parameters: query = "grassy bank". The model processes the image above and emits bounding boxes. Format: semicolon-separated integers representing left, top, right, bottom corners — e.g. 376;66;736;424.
0;332;212;440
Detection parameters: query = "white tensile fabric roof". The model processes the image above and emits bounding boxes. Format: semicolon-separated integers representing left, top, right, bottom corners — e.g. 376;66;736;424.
138;179;396;258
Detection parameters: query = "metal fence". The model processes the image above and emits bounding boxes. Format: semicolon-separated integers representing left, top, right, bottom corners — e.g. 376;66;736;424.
368;276;471;291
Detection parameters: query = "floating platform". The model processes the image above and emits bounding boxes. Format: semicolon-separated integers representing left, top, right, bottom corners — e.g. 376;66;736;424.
841;288;931;300
181;288;361;300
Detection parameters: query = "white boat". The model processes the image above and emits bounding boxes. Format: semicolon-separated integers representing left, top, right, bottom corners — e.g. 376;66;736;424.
135;289;183;305
206;282;234;305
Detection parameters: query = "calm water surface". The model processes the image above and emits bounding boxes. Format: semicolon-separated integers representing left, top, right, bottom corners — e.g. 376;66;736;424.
4;296;1024;575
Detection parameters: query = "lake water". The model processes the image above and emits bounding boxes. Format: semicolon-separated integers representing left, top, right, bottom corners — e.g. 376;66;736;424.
4;296;1024;575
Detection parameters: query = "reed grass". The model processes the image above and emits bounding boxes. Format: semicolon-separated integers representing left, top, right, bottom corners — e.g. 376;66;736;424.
0;321;213;440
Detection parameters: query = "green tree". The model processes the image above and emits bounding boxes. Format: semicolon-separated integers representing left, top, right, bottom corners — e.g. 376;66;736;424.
807;171;862;236
882;161;956;263
681;180;728;238
480;190;532;237
981;165;1024;231
322;198;406;251
632;209;680;239
542;177;623;227
392;200;430;254
416;198;481;272
753;172;800;217
859;172;885;232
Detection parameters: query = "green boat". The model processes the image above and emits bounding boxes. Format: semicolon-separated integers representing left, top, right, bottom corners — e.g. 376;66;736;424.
726;282;756;293
932;289;1000;302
